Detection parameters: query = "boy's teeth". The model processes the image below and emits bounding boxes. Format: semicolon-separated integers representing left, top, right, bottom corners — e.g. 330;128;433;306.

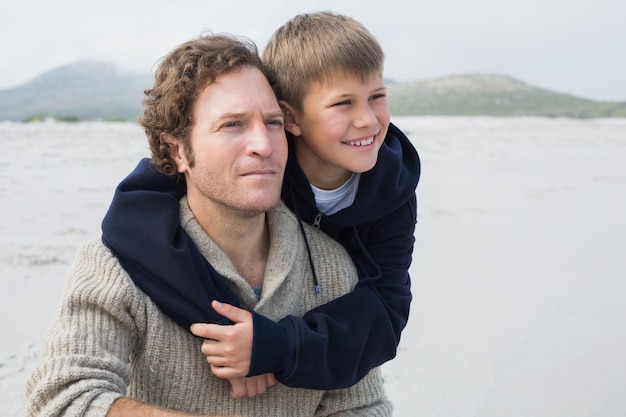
349;137;374;146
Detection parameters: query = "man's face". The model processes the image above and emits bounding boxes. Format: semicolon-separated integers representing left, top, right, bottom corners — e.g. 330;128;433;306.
174;66;287;217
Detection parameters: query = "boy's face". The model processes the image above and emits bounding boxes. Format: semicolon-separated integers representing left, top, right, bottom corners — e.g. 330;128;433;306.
285;72;390;190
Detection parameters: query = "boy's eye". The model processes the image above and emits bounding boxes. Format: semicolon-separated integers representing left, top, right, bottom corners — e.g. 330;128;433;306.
333;100;351;107
369;93;386;101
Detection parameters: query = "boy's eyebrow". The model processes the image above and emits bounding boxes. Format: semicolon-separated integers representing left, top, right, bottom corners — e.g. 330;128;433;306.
331;88;387;100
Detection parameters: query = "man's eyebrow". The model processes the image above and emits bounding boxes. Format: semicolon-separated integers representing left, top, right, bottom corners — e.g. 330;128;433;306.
217;112;247;120
265;110;285;119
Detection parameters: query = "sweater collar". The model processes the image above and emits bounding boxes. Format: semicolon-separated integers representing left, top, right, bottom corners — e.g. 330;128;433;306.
180;198;306;319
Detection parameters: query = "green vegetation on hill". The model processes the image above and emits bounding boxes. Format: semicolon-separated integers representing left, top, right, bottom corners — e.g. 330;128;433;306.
387;74;626;118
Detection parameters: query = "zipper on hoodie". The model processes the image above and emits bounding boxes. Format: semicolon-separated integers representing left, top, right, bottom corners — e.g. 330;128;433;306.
312;212;323;229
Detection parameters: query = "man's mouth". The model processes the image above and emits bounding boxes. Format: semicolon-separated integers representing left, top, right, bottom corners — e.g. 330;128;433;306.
242;169;276;176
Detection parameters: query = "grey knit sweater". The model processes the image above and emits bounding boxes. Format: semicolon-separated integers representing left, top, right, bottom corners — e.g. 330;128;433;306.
25;201;392;417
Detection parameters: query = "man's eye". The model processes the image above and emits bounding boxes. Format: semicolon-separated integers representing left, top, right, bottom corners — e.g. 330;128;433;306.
266;119;284;127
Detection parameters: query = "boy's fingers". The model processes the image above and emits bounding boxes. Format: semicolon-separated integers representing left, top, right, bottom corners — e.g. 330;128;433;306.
211;300;251;324
266;373;277;387
189;323;229;342
228;378;248;399
189;323;213;338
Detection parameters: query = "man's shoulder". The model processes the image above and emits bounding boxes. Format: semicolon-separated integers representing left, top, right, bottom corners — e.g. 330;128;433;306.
74;238;118;265
68;238;148;299
65;238;162;328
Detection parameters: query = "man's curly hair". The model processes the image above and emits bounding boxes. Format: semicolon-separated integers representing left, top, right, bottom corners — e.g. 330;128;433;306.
140;33;276;179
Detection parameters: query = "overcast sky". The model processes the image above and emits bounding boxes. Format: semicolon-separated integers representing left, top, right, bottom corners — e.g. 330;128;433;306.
2;0;625;101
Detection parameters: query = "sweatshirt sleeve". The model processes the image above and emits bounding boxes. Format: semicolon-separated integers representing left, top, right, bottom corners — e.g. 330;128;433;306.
250;198;416;389
314;368;392;417
101;158;416;390
101;158;241;329
251;289;402;388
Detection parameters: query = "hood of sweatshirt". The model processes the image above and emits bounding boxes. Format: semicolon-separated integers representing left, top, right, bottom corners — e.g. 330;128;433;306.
281;122;420;228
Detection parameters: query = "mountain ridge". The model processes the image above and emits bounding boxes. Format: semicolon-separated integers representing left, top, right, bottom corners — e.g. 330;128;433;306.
1;61;624;121
0;61;152;122
387;73;626;118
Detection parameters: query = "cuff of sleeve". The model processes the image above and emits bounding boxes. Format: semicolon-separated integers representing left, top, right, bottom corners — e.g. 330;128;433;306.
82;392;122;417
248;312;295;377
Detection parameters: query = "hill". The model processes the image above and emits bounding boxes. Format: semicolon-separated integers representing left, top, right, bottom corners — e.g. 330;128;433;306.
0;62;625;121
387;74;626;118
0;61;152;122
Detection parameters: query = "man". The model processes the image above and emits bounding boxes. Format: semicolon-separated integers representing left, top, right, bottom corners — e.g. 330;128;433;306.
24;34;391;417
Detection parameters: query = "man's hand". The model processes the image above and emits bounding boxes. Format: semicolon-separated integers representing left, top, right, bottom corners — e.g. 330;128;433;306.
108;397;240;416
228;374;277;399
190;301;254;378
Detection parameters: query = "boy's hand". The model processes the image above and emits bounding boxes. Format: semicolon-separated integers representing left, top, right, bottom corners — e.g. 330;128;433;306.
190;301;253;378
228;374;277;399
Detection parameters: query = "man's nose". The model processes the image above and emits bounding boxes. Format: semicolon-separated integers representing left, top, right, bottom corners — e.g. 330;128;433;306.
246;122;274;156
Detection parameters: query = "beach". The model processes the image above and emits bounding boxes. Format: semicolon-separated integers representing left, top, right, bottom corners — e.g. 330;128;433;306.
2;116;625;416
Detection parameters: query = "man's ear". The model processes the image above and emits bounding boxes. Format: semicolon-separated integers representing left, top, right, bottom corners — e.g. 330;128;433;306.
280;101;302;137
159;133;187;173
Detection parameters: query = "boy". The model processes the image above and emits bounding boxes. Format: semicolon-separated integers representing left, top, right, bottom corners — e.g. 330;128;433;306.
102;11;420;395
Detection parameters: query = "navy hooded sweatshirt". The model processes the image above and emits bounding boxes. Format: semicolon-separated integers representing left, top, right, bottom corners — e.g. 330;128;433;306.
101;122;420;389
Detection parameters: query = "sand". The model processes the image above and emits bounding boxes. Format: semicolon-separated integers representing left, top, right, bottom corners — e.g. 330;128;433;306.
1;116;625;416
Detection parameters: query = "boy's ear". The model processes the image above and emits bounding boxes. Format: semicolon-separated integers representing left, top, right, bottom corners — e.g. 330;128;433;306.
159;133;187;173
280;100;302;137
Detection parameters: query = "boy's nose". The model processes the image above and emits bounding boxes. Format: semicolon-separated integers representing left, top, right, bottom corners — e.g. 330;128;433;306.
353;103;378;128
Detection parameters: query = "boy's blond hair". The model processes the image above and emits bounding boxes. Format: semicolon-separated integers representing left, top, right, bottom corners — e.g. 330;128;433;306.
262;11;384;112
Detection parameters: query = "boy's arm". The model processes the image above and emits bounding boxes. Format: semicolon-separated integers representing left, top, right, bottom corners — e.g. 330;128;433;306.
195;278;410;391
101;158;241;330
250;200;416;388
252;287;404;388
189;202;414;388
314;368;392;417
102;159;415;389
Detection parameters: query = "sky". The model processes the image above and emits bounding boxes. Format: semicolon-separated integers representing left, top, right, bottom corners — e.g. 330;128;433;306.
2;0;625;102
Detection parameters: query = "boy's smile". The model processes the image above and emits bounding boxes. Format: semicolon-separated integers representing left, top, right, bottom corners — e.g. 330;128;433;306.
342;135;376;147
